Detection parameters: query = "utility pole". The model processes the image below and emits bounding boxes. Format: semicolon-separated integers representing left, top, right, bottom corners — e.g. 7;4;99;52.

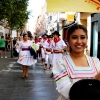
57;12;60;32
10;30;13;58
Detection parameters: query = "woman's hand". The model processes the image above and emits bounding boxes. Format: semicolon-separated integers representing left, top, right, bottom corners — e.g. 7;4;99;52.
93;73;100;80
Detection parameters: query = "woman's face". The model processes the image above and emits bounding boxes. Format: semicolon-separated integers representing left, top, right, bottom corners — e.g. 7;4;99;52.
53;34;58;39
44;35;47;39
19;37;22;41
48;37;51;41
68;29;87;53
23;35;28;41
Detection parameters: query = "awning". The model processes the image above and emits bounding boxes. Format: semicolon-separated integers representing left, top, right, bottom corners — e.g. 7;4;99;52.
47;0;100;13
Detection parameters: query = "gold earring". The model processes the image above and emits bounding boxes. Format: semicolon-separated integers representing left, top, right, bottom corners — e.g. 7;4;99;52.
86;45;88;54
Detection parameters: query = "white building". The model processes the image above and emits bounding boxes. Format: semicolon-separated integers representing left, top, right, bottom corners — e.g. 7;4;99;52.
0;25;5;38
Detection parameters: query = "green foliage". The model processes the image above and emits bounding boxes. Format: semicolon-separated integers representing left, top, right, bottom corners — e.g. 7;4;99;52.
0;0;30;30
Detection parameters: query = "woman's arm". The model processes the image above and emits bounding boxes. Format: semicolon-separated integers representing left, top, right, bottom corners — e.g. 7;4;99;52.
93;57;100;80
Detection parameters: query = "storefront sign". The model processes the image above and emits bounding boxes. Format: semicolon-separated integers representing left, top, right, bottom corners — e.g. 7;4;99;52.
67;14;74;21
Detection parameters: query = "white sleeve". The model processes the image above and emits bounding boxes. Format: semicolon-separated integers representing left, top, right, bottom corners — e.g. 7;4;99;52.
61;40;67;47
93;57;100;72
52;58;72;99
19;41;23;48
36;43;39;50
40;40;43;46
29;41;33;46
50;41;53;49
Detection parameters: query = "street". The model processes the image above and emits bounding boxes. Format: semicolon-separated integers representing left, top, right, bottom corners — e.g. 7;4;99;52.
0;51;59;100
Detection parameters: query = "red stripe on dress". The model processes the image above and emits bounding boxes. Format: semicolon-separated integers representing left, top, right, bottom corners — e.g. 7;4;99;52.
55;73;68;81
55;74;69;82
55;71;67;79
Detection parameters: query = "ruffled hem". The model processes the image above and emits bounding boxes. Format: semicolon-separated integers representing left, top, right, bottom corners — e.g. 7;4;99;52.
17;57;35;66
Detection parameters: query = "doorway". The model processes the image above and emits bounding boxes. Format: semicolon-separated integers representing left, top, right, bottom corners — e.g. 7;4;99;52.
92;21;98;57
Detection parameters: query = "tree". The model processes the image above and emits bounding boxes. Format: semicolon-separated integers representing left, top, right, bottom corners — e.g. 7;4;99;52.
8;0;30;58
0;0;13;20
0;0;30;30
7;0;30;29
0;0;30;58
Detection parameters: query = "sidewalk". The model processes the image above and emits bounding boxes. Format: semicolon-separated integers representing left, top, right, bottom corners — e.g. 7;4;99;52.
0;51;59;100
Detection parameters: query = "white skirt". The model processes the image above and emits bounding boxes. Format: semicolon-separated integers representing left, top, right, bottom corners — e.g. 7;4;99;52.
41;48;45;59
17;50;35;66
52;53;63;66
45;53;52;65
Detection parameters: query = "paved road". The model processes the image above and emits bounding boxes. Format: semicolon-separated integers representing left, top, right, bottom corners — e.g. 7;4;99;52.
0;51;59;100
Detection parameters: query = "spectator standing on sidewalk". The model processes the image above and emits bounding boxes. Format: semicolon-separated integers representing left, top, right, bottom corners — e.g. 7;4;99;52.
13;37;18;57
7;37;11;51
0;36;7;58
5;37;9;51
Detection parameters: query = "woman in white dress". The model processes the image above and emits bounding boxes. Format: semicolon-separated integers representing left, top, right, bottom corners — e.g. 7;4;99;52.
53;24;100;100
43;35;52;70
50;31;67;77
40;34;48;65
17;34;35;78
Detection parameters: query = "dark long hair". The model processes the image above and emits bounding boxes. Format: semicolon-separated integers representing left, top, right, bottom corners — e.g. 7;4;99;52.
23;33;28;38
67;24;88;41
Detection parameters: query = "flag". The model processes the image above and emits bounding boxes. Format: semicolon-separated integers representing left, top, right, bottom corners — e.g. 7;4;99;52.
47;0;100;12
32;44;37;52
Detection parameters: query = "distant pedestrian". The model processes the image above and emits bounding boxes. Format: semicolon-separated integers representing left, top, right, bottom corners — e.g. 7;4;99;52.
0;36;7;58
34;36;40;58
5;37;9;51
15;36;23;53
43;35;52;70
40;34;48;65
8;38;11;51
13;37;18;57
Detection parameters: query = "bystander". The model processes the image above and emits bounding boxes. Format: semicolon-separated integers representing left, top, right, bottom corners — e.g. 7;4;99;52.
0;36;7;58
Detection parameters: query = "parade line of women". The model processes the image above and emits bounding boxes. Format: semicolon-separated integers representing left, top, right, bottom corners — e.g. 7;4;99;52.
15;24;100;100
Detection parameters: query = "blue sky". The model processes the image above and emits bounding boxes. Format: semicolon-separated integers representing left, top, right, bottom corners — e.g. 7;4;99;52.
27;0;46;34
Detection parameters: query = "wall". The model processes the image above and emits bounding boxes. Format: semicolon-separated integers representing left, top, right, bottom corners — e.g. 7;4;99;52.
0;25;5;38
12;30;17;38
